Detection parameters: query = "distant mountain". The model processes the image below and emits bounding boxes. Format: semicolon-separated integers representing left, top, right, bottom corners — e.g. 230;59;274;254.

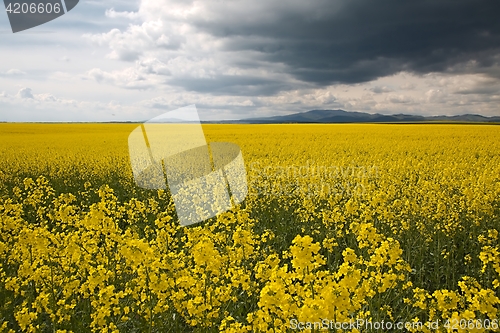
230;110;500;124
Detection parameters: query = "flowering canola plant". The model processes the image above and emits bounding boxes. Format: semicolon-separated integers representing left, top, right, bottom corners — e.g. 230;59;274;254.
0;123;499;332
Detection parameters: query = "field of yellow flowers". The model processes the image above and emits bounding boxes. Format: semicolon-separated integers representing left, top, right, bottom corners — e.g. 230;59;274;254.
0;123;499;332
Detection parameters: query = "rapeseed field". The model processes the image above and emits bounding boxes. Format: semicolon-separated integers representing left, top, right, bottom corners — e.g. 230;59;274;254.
0;123;499;332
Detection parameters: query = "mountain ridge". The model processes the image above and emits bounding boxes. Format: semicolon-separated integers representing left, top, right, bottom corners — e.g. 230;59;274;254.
227;109;500;124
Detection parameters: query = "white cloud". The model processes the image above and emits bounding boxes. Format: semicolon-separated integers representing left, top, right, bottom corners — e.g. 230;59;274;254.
386;94;414;104
84;57;174;89
138;58;171;76
0;69;27;77
6;69;26;76
105;8;141;20
16;88;34;99
0;86;156;122
83;19;184;61
400;82;416;90
370;86;394;94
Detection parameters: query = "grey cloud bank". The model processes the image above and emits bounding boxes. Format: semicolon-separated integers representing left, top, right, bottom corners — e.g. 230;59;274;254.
1;0;499;121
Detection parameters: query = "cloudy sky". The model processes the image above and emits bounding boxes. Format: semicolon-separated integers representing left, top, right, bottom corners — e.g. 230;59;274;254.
1;0;499;121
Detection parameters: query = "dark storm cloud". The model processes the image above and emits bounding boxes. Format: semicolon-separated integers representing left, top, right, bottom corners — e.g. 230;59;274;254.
194;0;500;85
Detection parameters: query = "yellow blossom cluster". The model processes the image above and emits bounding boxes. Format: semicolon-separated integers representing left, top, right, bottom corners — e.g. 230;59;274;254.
0;123;499;332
